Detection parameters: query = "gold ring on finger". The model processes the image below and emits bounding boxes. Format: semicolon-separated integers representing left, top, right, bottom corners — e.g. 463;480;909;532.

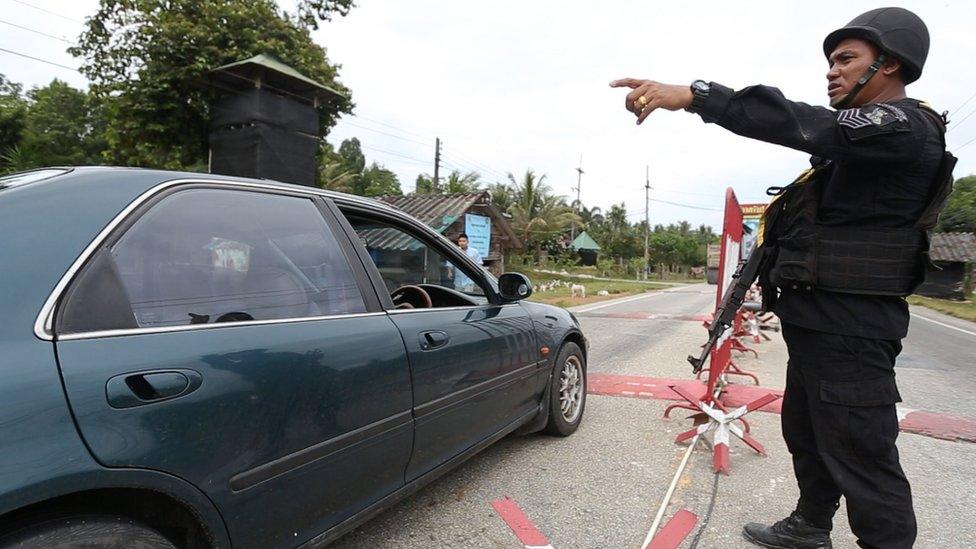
637;95;649;106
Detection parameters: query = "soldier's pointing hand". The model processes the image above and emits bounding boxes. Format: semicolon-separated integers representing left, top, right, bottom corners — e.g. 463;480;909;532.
609;78;694;124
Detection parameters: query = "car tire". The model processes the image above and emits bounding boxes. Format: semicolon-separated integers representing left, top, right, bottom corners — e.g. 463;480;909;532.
543;342;586;436
0;514;176;549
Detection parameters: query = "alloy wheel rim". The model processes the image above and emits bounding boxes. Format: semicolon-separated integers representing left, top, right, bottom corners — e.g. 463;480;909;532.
559;355;584;423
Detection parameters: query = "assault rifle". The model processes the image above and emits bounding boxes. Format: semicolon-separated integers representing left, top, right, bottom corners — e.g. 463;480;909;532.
687;244;768;374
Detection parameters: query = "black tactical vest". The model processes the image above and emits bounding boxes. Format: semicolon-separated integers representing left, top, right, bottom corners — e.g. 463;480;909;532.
759;105;957;301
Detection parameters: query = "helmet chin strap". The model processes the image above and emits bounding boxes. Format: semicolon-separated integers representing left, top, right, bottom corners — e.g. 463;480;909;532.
832;52;888;109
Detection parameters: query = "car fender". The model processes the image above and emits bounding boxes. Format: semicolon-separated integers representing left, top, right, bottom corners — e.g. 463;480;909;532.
1;466;231;547
0;341;230;547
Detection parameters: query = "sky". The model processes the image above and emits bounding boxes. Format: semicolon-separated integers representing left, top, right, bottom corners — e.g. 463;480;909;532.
2;0;975;228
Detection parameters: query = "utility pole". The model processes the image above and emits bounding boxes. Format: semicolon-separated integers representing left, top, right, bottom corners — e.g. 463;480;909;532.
571;154;584;241
432;137;442;192
644;164;651;280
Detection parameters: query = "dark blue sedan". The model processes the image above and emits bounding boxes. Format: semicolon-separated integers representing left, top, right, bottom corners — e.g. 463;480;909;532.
0;168;587;548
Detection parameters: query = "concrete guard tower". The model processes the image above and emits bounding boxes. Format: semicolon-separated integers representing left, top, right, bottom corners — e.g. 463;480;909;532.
203;54;345;186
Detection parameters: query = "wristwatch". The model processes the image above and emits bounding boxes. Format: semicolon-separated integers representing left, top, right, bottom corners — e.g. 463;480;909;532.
688;79;710;113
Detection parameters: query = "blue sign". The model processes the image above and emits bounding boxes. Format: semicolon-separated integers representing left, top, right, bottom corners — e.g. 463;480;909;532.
465;214;491;258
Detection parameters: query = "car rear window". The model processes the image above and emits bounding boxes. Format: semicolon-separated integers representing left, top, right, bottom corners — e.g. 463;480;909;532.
58;188;368;334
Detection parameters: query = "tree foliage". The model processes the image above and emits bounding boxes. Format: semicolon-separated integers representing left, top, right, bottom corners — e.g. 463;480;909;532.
502;169;579;257
0;75;27;168
415;170;481;194
70;0;354;169
21;80;106;167
360;163;402;197
937;175;976;233
317;138;401;196
0;76;106;173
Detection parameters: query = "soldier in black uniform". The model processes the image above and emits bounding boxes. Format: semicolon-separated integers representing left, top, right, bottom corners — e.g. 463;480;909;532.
611;7;954;549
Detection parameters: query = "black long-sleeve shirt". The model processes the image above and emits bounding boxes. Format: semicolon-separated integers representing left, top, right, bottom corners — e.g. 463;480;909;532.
695;82;945;339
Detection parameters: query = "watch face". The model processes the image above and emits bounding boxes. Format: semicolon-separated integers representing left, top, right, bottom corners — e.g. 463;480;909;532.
692;80;709;92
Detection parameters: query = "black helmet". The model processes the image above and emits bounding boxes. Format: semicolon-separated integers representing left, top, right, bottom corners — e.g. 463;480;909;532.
823;7;929;83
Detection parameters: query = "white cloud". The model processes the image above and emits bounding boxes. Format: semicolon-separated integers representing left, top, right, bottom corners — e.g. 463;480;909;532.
3;0;974;228
317;0;976;228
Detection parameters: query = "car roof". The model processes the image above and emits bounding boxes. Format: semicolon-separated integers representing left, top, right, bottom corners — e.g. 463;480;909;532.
1;166;402;214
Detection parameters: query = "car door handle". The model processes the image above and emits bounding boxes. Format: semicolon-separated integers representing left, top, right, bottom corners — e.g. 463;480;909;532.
419;331;450;350
106;369;202;409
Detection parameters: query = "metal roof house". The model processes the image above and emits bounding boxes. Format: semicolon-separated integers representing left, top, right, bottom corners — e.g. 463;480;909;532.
379;191;521;275
917;232;976;300
570;231;601;266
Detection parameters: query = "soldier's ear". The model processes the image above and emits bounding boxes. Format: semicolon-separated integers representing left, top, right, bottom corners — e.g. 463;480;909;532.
882;56;903;79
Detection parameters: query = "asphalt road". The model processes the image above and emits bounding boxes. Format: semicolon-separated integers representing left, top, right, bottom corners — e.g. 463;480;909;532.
333;285;976;548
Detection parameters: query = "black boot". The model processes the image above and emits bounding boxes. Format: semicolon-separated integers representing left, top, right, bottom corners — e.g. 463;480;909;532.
742;511;832;548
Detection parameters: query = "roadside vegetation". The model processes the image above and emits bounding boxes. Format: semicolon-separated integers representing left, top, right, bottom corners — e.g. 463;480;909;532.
908;294;976;323
518;267;666;308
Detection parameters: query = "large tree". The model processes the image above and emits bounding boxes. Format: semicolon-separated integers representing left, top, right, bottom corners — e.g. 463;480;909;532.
317;139;401;196
20;80;105;167
70;0;354;169
937;175;976;233
360;163;402;196
0;75;27;169
506;169;579;258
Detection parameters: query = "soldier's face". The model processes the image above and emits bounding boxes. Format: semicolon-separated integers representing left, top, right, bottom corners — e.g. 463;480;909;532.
826;38;879;107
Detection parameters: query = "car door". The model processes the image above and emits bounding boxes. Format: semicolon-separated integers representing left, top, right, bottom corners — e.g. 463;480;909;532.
51;185;413;548
336;209;542;480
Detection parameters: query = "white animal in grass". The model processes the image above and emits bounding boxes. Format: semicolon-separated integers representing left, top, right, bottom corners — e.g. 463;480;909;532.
597;290;609;296
571;284;586;298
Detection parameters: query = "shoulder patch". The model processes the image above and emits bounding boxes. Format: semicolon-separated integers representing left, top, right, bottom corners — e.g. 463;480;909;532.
837;104;911;140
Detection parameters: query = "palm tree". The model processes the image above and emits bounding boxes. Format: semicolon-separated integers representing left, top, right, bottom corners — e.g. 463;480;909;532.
507;169;580;258
412;170;481;194
486;181;514;212
444;170;481;193
317;160;357;194
508;169;553;218
572;202;604;227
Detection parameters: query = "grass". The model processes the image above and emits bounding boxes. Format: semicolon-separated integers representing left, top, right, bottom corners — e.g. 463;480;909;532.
518;268;668;308
907;294;976;323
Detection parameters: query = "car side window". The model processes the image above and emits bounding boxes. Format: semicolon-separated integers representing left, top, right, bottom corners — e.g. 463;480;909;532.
57;189;366;334
347;216;488;303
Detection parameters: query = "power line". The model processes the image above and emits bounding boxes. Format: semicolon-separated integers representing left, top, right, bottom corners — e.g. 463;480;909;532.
947;105;976;133
0;46;77;71
340;119;432;147
650;197;723;211
0;17;72;43
443;146;508;180
654;188;723;199
362;145;431;166
10;0;83;23
955;133;976;151
350;113;432;141
343;112;507;181
440;152;506;180
950;89;976;117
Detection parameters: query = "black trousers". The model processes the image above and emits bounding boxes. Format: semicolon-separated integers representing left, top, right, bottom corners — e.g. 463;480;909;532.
781;322;916;549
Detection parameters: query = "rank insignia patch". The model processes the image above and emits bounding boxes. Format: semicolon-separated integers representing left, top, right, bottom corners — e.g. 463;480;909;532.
838;104;911;140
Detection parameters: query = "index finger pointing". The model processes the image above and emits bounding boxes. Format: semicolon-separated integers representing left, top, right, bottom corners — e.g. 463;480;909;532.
610;78;642;89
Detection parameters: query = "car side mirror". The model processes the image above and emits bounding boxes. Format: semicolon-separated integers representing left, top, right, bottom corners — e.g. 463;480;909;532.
498;272;533;302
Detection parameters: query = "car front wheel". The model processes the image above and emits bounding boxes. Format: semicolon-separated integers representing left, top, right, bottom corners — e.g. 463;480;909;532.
543;342;586;436
0;514;176;549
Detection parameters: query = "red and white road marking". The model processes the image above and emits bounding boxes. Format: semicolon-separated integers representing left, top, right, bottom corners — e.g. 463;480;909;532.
646;509;699;549
588;372;976;443
491;496;553;549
